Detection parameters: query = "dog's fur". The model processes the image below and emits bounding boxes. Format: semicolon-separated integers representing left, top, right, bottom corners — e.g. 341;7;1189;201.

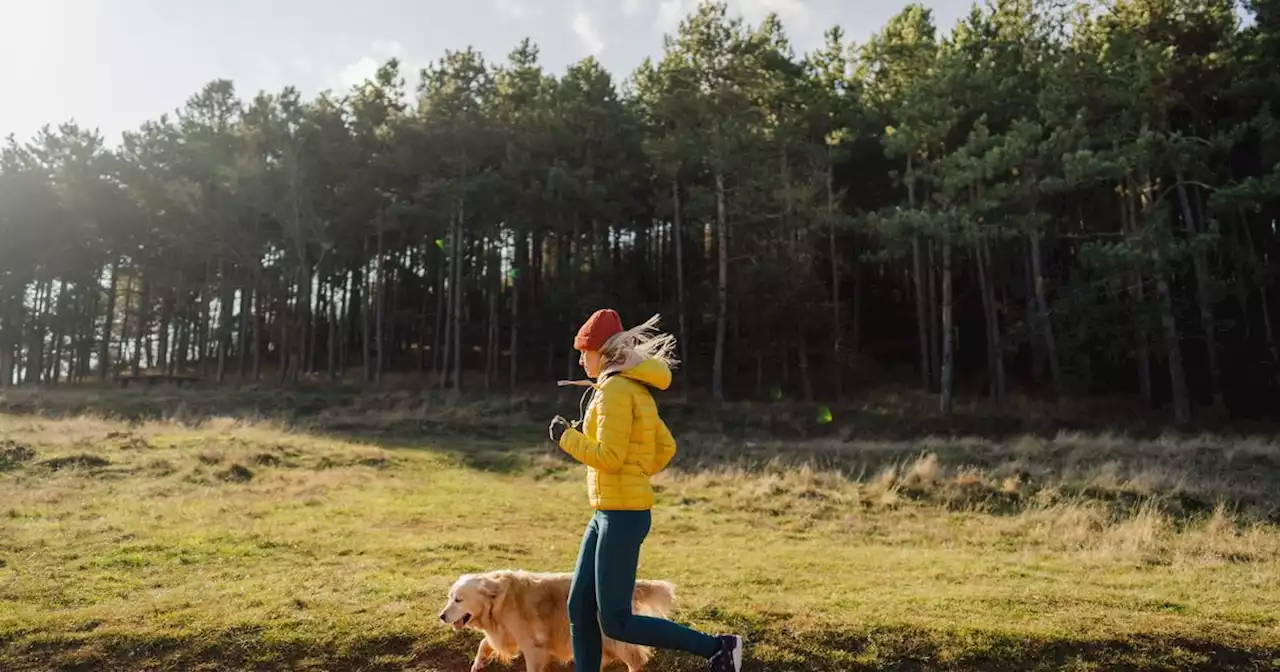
439;570;676;672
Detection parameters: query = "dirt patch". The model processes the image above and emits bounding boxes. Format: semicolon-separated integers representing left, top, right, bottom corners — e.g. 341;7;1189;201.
218;464;253;483
0;441;36;471
38;454;111;471
147;459;177;476
357;456;391;469
252;453;282;467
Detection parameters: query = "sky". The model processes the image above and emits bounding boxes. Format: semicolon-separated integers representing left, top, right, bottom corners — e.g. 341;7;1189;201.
0;0;973;144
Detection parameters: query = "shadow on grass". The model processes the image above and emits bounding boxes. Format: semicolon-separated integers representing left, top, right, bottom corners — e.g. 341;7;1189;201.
3;624;1278;672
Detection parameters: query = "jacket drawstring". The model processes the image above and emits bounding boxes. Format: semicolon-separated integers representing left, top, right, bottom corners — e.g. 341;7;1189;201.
575;384;594;430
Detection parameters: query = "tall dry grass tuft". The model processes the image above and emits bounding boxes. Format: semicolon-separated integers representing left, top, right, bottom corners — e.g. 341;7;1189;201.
1171;504;1280;567
1097;501;1168;558
1038;502;1109;549
901;453;943;491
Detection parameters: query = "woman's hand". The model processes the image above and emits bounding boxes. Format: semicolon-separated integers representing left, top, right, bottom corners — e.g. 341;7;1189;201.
549;416;571;443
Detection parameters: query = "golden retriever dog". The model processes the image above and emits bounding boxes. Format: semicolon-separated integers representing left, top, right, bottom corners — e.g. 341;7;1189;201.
439;570;676;672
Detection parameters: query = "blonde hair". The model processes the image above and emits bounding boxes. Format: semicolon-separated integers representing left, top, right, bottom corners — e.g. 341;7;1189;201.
599;314;679;371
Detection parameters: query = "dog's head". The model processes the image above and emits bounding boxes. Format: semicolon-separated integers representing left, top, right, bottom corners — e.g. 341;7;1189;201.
439;574;499;630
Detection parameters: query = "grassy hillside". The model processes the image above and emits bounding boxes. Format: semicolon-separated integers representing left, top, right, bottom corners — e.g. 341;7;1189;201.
1;389;1278;671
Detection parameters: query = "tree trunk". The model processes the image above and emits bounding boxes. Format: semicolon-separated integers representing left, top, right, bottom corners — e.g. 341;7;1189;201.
198;265;212;379
1029;232;1063;401
940;241;954;415
361;238;372;383
117;277;132;378
375;228;386;384
1176;180;1224;413
592;218;604;275
1242;219;1280;386
510;231;526;391
484;236;498;391
48;282;67;385
157;290;172;375
75;282;93;382
852;258;863;356
976;238;1007;405
278;289;290;386
216;262;233;383
826;151;843;399
25;281;47;384
564;215;578;383
927;241;940;390
340;273;353;380
238;286;251;381
909;156;931;391
1124;181;1153;405
1139;176;1190;424
452;201;465;393
1262;279;1280;387
132;279;150;377
252;291;263;382
417;242;431;374
71;292;83;383
306;267;319;377
672;180;691;393
797;337;813;403
433;240;448;386
1154;267;1191;423
98;259;119;380
328;280;339;383
173;268;188;374
712;169;728;403
0;298;16;387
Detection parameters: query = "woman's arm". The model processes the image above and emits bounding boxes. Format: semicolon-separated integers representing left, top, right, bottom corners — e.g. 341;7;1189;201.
651;416;676;474
558;383;632;473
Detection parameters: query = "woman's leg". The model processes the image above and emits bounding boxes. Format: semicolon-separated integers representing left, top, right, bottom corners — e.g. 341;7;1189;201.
594;510;720;658
567;513;604;671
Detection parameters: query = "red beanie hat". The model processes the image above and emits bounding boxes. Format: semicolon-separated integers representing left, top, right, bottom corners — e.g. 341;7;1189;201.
574;309;624;352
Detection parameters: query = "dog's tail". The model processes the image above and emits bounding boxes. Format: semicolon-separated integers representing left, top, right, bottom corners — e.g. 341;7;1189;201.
632;579;676;617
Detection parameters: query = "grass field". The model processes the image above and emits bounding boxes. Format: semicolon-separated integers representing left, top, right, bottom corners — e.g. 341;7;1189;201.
1;388;1278;671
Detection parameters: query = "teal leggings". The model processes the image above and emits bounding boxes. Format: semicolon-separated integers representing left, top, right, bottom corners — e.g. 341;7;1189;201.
568;510;719;671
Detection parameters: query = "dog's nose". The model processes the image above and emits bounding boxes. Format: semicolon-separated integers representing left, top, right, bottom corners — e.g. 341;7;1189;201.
439;613;448;622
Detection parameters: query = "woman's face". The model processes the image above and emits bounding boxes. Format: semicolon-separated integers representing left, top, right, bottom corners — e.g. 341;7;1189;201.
580;350;603;379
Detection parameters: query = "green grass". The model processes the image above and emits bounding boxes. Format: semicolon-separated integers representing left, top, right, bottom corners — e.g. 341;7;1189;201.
0;389;1278;670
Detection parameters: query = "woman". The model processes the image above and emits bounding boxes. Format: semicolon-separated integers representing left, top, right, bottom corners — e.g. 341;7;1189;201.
549;309;743;672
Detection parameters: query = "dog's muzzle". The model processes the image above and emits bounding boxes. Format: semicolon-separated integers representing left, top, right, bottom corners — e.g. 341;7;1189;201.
441;612;471;629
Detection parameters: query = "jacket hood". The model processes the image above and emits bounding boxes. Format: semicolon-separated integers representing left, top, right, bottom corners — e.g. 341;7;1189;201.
615;358;672;391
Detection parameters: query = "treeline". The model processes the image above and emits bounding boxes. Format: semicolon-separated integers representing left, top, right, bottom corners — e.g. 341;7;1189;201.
1;0;1278;419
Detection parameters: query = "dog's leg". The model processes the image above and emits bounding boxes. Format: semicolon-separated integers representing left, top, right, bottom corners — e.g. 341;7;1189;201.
521;649;549;672
470;638;497;672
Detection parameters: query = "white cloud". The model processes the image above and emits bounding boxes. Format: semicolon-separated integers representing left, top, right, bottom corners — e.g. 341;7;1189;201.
332;39;415;92
289;57;316;76
572;12;605;56
738;0;811;29
656;0;692;33
336;57;381;90
370;39;405;58
623;0;647;17
494;0;539;20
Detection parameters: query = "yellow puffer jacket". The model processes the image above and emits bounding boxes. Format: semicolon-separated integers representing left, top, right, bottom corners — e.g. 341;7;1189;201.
557;358;677;510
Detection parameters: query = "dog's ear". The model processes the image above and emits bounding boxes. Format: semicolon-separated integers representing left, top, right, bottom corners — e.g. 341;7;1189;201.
477;577;501;598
